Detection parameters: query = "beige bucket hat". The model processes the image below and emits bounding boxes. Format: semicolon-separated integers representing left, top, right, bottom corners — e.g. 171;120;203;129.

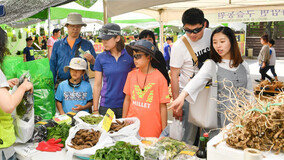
64;57;87;73
65;12;87;27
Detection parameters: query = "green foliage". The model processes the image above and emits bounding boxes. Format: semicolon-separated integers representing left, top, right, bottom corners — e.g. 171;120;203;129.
75;0;97;8
90;141;143;160
47;123;71;146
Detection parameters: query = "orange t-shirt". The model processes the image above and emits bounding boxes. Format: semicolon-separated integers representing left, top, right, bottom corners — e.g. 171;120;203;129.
67;38;76;49
123;69;170;137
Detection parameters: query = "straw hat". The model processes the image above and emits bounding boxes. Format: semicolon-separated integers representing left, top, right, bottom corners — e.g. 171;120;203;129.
65;12;87;27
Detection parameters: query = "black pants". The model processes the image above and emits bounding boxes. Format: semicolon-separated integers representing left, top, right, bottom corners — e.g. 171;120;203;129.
268;65;277;77
259;66;272;80
99;106;123;119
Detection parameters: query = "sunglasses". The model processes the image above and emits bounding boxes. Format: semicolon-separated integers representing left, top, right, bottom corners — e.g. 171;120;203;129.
184;24;204;34
133;53;144;59
99;28;121;36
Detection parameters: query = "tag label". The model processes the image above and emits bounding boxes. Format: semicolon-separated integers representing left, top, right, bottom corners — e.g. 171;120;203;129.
102;109;115;132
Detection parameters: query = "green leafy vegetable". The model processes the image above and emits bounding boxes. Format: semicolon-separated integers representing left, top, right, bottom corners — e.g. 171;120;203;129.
90;141;143;160
47;123;71;146
80;115;103;125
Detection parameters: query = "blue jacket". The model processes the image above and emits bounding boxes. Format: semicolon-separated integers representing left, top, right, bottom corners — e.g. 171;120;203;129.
50;36;96;83
163;44;171;61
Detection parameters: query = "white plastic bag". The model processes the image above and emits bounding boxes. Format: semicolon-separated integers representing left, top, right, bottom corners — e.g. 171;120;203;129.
65;124;113;160
73;111;103;126
14;108;35;143
169;119;184;141
98;117;140;141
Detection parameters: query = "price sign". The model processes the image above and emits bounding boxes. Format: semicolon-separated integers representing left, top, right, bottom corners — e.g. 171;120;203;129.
102;109;115;132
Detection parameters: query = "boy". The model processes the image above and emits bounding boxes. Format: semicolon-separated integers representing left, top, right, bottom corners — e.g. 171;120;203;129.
268;39;278;81
55;57;93;115
23;37;35;62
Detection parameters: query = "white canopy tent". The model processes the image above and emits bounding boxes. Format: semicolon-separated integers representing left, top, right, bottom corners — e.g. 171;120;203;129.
103;0;284;51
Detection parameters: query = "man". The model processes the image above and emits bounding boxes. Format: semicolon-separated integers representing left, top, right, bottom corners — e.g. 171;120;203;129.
50;12;96;90
170;8;211;145
47;28;61;60
164;36;173;70
23;37;35;62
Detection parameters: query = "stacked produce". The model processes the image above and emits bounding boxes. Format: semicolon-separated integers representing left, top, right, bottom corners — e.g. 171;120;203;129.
80;115;103;125
215;84;284;154
69;129;101;150
90;141;143;160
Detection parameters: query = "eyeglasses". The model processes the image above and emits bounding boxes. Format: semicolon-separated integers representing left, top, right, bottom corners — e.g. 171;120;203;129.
184;24;204;34
133;54;144;59
99;28;121;36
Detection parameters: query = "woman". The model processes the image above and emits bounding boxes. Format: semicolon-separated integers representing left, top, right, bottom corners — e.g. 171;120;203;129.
170;26;252;137
139;30;170;85
255;34;273;82
0;27;33;160
93;23;135;118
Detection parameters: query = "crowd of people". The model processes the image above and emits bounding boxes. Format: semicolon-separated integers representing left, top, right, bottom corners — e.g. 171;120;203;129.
0;6;280;160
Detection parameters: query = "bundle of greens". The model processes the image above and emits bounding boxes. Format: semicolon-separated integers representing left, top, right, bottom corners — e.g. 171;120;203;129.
90;141;143;160
80;115;103;125
47;123;71;146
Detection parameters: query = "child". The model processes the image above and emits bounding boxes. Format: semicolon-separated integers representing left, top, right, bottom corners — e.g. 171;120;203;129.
268;39;278;81
123;40;170;138
23;37;35;62
55;57;93;115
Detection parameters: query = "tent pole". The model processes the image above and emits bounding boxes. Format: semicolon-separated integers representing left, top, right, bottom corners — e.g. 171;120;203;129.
48;7;51;37
159;9;164;53
103;0;108;24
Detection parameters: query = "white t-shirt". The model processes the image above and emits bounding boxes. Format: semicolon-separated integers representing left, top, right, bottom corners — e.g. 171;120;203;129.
183;59;253;104
0;69;9;88
269;47;276;66
47;36;57;47
170;28;212;91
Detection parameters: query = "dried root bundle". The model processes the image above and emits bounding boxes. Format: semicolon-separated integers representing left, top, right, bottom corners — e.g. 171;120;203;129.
215;79;284;154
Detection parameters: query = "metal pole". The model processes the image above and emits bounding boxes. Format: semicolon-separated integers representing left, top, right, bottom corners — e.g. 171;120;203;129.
159;9;164;53
103;0;108;24
48;7;51;37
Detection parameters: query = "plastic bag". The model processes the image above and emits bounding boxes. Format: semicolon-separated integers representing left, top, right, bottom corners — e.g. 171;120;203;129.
11;72;35;143
14;108;35;143
144;137;187;160
169;119;185;141
98;117;140;141
65;124;113;160
33;89;56;119
73;111;103;126
1;56;23;80
16;58;55;119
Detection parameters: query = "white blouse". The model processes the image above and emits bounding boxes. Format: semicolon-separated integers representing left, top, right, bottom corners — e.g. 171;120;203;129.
183;59;253;104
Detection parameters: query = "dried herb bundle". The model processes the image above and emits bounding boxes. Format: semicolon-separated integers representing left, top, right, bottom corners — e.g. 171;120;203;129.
214;80;283;154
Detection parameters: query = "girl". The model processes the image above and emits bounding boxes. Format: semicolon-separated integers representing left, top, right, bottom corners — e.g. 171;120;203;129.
0;27;33;160
255;34;273;82
123;39;170;138
170;26;252;137
93;23;135;118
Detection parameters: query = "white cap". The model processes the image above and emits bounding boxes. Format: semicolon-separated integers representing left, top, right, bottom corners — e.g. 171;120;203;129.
64;57;87;73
